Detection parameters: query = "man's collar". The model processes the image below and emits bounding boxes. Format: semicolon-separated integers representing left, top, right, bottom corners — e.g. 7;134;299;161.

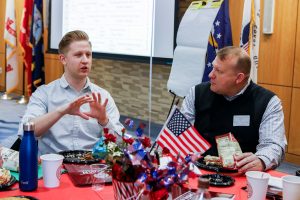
59;75;69;88
83;78;92;91
224;80;251;101
59;74;92;91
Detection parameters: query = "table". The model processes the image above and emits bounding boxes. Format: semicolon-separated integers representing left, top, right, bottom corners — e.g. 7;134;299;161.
0;170;286;200
201;170;285;199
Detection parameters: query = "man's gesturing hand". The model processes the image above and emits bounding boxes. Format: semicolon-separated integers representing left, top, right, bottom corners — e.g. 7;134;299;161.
84;92;109;125
57;95;93;120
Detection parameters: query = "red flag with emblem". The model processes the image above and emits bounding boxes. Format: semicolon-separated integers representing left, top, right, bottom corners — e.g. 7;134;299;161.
20;0;33;96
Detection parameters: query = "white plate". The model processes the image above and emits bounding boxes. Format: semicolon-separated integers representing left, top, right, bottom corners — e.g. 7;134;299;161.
268;176;283;189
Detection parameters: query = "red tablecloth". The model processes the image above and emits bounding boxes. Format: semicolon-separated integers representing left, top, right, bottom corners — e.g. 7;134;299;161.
197;170;286;199
0;170;286;200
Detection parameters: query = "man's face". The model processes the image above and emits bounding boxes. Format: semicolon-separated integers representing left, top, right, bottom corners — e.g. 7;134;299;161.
208;56;239;96
60;40;92;80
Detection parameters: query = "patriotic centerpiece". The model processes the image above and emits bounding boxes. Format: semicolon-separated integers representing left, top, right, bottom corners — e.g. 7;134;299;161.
92;117;205;200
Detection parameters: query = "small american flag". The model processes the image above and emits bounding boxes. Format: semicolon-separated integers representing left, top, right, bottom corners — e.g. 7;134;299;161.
156;107;211;159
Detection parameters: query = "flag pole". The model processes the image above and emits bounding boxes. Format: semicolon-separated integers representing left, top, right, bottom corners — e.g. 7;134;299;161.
16;63;28;104
1;43;12;100
167;90;177;118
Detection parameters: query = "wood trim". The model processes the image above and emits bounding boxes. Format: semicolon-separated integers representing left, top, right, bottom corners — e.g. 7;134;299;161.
258;0;298;86
293;0;300;87
287;88;300;155
285;153;300;166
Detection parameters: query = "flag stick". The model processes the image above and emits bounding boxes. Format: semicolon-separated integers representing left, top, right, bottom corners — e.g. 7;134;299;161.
150;96;180;153
1;44;12;100
16;64;28;104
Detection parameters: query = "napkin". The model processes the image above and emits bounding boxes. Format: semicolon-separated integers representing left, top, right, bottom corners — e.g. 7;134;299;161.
268;176;283;189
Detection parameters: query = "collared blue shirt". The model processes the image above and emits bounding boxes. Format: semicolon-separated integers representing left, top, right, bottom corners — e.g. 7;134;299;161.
18;75;124;155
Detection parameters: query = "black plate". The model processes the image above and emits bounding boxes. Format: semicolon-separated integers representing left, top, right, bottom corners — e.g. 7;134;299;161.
0;175;17;190
195;157;238;173
200;174;235;187
12;196;39;200
59;150;101;164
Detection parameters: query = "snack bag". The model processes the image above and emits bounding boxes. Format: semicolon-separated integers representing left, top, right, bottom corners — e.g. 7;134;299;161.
215;133;242;169
0;146;19;172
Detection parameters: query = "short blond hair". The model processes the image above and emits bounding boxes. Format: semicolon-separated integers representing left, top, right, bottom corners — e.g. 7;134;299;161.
58;30;91;54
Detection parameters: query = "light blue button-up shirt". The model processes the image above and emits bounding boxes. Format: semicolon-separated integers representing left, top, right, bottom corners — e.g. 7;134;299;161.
18;75;124;155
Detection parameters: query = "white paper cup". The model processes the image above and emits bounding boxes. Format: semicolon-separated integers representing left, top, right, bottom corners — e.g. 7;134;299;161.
245;171;270;200
40;153;64;188
282;175;300;200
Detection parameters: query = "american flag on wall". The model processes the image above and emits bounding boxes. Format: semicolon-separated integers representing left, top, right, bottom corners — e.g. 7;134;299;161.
156;106;211;159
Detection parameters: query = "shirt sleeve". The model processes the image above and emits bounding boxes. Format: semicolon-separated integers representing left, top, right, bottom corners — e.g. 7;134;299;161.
181;86;196;124
17;86;48;137
255;95;287;170
100;92;124;135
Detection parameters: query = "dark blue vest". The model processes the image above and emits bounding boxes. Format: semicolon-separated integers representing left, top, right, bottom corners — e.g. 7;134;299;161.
194;81;275;156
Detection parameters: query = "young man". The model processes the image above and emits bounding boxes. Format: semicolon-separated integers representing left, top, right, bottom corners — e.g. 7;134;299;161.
18;30;123;155
181;46;286;172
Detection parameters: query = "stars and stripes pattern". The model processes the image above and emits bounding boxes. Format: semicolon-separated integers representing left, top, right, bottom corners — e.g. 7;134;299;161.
156;107;211;159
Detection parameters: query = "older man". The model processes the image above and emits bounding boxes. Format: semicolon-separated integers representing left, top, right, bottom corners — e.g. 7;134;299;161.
181;46;286;172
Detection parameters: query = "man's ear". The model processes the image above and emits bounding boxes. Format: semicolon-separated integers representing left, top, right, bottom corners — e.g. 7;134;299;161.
236;72;246;84
59;54;66;65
